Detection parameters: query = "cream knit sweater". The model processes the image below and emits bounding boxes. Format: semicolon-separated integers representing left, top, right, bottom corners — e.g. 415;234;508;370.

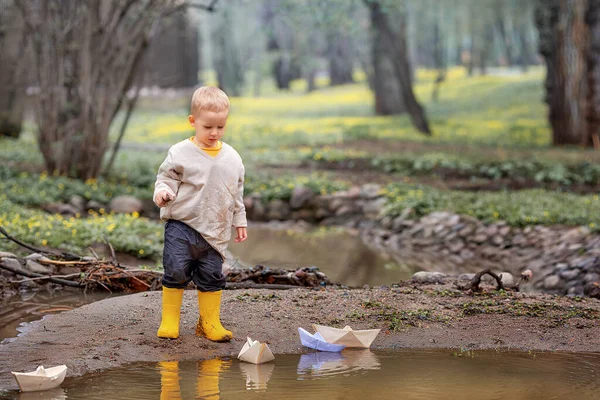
153;139;247;259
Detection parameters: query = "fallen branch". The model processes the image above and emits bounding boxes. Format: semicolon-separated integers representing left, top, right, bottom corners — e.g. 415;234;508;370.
0;226;80;261
458;269;504;292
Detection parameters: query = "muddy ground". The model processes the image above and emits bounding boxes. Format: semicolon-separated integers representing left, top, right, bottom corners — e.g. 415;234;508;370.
1;279;599;392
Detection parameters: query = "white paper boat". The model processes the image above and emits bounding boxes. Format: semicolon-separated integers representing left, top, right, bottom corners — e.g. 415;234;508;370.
237;337;275;364
312;324;381;348
11;365;67;392
298;327;346;352
239;362;275;390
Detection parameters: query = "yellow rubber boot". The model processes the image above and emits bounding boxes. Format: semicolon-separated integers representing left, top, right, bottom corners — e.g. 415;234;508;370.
195;290;232;342
157;287;184;339
159;361;181;400
196;359;230;399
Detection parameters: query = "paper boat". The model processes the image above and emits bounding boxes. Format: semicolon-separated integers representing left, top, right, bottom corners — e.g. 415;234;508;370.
312;324;380;348
298;327;346;352
237;337;275;364
11;365;68;392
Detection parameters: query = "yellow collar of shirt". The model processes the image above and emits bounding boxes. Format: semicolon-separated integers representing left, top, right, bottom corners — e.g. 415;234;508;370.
189;137;222;157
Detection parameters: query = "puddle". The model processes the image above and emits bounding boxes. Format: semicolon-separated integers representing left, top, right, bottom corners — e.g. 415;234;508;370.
2;350;599;399
0;291;117;343
228;224;418;287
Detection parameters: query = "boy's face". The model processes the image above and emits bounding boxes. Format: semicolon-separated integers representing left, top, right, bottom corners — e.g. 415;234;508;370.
188;109;229;148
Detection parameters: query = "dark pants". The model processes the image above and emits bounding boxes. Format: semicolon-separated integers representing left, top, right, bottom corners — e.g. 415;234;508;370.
162;220;225;291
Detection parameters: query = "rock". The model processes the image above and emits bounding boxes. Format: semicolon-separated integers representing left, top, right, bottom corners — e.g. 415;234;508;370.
363;198;387;217
471;234;488;244
568;286;585;297
491;235;504;246
459;249;474;260
335;205;358;216
109;195;143;214
1;257;23;271
266;200;290;220
584;273;600;284
0;252;17;258
379;216;393;230
575;257;598;271
448;241;465;253
458;226;474;237
543;275;563;290
43;203;80;217
87;200;104;212
243;196;254;212
25;260;52;274
584;282;600;299
69;195;87;212
290;186;315;210
458;273;476;281
486;225;499;236
560;269;581;281
498;272;514;286
292;209;316;221
411;271;446;284
250;199;266;221
25;253;51;262
59;266;81;275
360;184;382;199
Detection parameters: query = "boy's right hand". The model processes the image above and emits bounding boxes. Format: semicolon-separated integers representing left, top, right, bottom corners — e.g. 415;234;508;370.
155;191;174;207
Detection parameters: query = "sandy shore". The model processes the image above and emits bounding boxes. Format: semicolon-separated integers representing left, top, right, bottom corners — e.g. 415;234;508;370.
1;281;599;391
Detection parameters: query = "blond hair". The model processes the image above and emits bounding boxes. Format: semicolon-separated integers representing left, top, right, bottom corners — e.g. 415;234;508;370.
190;86;230;115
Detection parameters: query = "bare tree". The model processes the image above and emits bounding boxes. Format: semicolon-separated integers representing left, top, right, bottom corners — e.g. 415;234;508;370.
0;0;26;139
14;0;184;180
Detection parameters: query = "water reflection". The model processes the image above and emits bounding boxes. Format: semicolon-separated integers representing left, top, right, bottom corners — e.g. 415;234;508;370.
297;350;380;378
17;388;66;400
158;359;232;399
238;363;275;391
4;350;599;399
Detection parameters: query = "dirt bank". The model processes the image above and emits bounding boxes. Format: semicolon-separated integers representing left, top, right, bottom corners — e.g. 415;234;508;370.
1;280;599;391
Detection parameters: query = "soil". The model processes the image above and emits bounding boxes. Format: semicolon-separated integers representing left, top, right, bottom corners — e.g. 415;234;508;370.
1;280;599;392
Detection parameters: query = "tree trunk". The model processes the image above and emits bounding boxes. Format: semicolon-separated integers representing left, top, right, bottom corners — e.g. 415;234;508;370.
367;0;431;135
214;5;244;96
586;0;600;147
496;15;515;66
536;0;589;146
371;14;406;115
0;0;26;139
327;33;354;86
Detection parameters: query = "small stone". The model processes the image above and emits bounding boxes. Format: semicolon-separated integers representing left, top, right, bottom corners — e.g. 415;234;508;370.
584;273;599;284
560;269;581;281
109;195;144;214
25;260;52;274
458;273;476;281
69;195;87;212
25;253;51;262
498;272;514;286
1;257;23;271
449;241;465;253
459;249;474;259
411;271;446;284
491;235;504;246
87;200;104;212
584;282;600;298
0;252;17;258
568;286;585;297
360;184;382;199
543;275;563;290
471;234;488;244
290;186;315;210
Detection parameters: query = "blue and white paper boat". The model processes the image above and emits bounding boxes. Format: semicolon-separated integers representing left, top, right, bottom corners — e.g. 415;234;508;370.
298;327;346;352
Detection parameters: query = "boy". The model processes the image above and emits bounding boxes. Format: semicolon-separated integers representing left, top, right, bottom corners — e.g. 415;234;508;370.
154;86;247;342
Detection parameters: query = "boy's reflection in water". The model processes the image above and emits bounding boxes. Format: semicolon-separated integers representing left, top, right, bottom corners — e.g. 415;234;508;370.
158;359;231;400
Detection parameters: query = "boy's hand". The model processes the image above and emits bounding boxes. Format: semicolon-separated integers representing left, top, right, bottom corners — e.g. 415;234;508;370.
234;227;247;243
155;190;174;207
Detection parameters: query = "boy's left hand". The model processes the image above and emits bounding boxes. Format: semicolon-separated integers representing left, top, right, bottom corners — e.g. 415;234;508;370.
234;227;247;243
